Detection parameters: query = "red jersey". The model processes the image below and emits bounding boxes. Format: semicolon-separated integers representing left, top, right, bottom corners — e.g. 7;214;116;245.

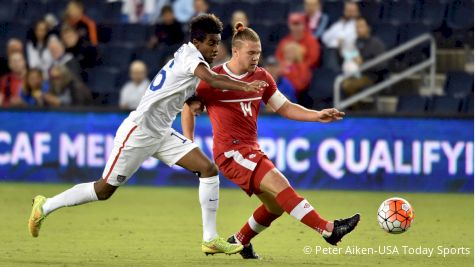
196;64;278;159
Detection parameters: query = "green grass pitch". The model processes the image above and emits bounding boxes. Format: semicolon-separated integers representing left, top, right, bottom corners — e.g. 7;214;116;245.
0;182;473;266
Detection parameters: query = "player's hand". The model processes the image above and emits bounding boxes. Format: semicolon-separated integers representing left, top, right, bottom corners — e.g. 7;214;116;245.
244;80;268;92
189;100;204;116
317;108;345;123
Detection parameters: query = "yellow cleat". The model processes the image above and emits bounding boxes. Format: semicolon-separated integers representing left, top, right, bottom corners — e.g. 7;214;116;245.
28;195;47;237
202;236;243;256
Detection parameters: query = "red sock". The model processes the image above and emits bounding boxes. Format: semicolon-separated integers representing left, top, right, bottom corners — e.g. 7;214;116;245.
236;204;281;245
275;187;329;233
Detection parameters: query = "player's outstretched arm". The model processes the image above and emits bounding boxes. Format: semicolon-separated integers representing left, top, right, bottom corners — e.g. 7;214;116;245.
276;101;345;123
194;63;267;92
182;103;196;141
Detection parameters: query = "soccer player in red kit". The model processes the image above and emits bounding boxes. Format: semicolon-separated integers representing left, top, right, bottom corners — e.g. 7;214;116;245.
182;22;360;259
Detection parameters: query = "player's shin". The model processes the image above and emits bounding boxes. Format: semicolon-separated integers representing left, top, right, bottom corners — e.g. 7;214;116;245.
235;204;281;245
42;182;99;215
275;187;333;237
198;175;219;242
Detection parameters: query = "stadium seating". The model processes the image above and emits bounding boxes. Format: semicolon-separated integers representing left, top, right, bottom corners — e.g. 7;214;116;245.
0;21;29;42
447;0;474;30
110;23;152;46
382;0;416;25
86;66;120;105
0;0;471;112
397;95;429;112
464;94;474;114
399;22;432;43
254;0;289;24
373;22;400;49
415;0;448;30
99;43;135;69
227;0;256;22
429;95;462;113
208;1;226;20
15;0;48;24
46;0;69;20
134;48;164;78
323;1;343;24
308;67;339;103
359;1;382;25
444;71;474;98
0;0;16;21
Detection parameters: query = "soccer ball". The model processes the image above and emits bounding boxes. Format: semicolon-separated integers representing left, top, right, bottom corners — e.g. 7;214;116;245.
377;197;414;234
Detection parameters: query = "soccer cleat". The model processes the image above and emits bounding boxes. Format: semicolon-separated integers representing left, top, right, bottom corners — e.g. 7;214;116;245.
323;213;360;246
227;235;260;259
28;195;47;237
201;236;243;255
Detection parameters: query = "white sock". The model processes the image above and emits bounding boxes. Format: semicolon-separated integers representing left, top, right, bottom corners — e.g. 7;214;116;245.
42;182;98;215
199;176;219;242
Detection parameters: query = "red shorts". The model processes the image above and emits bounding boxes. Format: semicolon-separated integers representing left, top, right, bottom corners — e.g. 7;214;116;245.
215;147;275;196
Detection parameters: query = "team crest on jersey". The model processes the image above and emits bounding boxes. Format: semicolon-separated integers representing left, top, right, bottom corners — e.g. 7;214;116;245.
117;175;126;183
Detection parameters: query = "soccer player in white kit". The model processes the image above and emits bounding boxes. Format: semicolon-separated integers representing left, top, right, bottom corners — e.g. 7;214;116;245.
28;14;268;255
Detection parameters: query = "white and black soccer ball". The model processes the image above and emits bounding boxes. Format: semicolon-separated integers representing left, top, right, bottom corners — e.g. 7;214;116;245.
377;197;415;234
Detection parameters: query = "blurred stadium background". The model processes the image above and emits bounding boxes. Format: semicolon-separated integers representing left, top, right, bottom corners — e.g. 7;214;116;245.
0;0;473;266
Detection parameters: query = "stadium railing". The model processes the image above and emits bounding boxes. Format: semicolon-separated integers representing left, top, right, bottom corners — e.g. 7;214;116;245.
333;34;437;110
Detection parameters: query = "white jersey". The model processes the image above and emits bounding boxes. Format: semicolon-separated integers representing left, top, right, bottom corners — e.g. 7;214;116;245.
128;42;209;140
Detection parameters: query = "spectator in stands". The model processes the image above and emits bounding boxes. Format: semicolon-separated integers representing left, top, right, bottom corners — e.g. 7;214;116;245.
342;18;386;97
147;5;185;48
26;20;54;78
173;0;208;23
48;37;82;81
44;65;91;107
222;10;249;45
0;39;24;77
121;0;170;24
321;0;360;71
280;41;313;106
20;68;49;107
264;56;297;103
303;0;329;39
64;0;98;46
193;0;209;15
0;52;27;107
61;25;98;70
276;13;321;69
119;61;149;110
322;0;359;49
44;13;61;37
212;43;230;67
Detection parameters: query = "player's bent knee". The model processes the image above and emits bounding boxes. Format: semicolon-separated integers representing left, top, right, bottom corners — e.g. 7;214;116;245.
200;162;218;177
94;180;117;200
96;190;114;201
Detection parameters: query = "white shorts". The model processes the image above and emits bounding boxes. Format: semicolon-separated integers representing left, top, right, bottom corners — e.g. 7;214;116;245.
102;119;198;186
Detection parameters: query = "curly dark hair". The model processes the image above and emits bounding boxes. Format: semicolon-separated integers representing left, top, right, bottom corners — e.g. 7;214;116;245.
189;13;223;42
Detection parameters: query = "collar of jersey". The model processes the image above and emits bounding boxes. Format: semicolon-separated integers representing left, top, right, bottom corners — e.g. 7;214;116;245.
223;62;248;80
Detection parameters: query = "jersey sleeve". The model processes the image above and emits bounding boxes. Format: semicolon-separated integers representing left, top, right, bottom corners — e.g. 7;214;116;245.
185;47;210;76
262;70;288;111
261;70;278;104
195;79;214;104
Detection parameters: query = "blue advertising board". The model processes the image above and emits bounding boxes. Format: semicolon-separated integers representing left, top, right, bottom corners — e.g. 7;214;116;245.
0;110;473;192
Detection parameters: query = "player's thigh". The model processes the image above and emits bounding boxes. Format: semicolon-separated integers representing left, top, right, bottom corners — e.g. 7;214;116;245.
102;143;156;186
175;147;217;177
259;168;291;198
153;129;216;177
257;191;284;215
